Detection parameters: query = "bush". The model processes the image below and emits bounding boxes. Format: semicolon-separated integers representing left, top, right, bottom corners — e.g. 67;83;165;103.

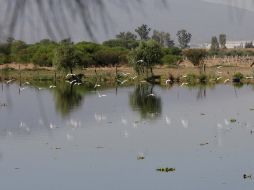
161;55;182;66
186;73;197;84
199;74;208;83
233;72;244;80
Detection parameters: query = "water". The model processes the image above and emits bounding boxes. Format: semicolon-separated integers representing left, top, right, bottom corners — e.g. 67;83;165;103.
0;82;254;190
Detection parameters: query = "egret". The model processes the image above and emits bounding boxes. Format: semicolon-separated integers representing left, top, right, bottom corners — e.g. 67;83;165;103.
97;91;107;98
165;79;171;84
49;85;56;88
147;93;155;97
224;79;230;83
216;76;222;81
165;116;171;125
120;80;128;85
6;79;15;84
181;119;189;128
131;76;137;80
217;65;223;69
66;73;76;78
19;87;27;91
137;59;144;63
224;119;230;125
94;84;101;88
180;82;188;86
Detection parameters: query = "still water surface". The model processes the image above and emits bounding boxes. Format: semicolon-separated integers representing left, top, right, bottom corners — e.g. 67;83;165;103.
0;83;254;190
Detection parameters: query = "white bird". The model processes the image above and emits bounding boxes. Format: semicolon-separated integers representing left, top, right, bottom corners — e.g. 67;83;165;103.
94;84;101;88
224;79;230;83
121;117;127;125
217;123;223;128
224;119;230;125
217;65;223;69
49;123;56;129
19;87;27;91
165;79;171;84
49;85;56;88
131;76;137;80
66;73;76;78
165;116;171;125
120;72;130;76
182;75;187;78
6;79;15;84
120;80;128;85
181;119;189;128
137;59;144;63
147;93;155;97
216;76;222;81
180;82;188;86
97;91;107;98
245;76;253;79
94;113;107;122
123;130;129;138
23;82;30;85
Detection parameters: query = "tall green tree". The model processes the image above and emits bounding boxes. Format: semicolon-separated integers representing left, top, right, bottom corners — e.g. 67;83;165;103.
152;30;174;48
219;34;226;49
183;49;207;73
176;29;192;49
210;36;219;51
128;39;163;76
135;24;151;40
53;40;80;73
116;32;137;41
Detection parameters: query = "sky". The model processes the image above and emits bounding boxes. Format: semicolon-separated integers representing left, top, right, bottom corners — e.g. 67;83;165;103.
0;0;254;45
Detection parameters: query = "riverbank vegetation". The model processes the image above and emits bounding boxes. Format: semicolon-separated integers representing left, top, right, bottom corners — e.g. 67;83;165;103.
1;24;254;86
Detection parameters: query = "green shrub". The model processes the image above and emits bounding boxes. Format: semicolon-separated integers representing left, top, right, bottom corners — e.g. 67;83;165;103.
186;73;197;84
199;74;208;83
233;72;244;80
161;55;182;66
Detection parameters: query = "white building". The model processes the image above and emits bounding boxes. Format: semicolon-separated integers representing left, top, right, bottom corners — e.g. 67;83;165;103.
201;40;254;49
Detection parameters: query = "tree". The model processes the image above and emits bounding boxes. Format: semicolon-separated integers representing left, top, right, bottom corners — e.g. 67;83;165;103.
103;39;139;50
219;34;226;49
128;40;163;76
183;49;207;73
176;29;192;49
210;36;219;51
135;24;151;40
245;42;254;48
116;32;137;41
53;40;80;73
151;30;174;47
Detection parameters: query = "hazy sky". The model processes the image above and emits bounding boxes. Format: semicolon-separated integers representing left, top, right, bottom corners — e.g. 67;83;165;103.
0;0;254;44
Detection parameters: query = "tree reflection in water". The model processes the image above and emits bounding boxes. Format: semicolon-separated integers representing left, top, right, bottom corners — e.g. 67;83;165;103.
129;84;162;120
53;83;86;117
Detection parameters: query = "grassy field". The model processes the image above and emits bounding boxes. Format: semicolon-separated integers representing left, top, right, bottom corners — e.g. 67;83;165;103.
0;63;254;86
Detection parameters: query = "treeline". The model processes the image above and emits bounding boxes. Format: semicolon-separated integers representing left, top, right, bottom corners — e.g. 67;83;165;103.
0;24;185;69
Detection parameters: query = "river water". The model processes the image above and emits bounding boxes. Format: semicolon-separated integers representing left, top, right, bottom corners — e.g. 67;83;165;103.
0;82;254;190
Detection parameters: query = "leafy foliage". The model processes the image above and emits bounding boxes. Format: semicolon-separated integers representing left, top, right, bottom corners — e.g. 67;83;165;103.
128;40;163;75
176;29;192;49
219;34;226;49
210;36;219;51
53;40;81;73
135;24;151;40
183;49;207;72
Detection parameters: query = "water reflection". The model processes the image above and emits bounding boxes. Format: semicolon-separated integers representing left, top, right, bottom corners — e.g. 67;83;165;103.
53;82;86;117
129;84;162;120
